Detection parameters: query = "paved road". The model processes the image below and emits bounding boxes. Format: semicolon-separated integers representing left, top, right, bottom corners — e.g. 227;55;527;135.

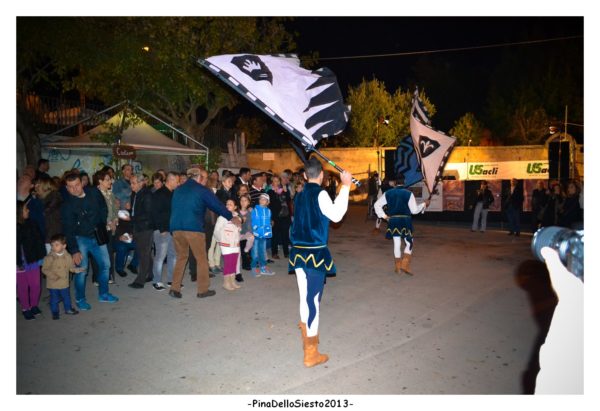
17;205;554;396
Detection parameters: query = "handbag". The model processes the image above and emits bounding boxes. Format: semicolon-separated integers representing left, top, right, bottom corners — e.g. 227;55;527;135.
94;222;110;246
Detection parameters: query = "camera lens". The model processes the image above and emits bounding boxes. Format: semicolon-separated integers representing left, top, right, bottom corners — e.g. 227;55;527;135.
531;226;563;262
532;226;584;280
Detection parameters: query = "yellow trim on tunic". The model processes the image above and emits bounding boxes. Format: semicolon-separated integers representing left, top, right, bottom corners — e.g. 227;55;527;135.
386;227;413;236
292;244;327;249
288;254;334;271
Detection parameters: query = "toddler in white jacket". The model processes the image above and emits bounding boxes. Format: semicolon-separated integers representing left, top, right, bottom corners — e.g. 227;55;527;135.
213;199;241;291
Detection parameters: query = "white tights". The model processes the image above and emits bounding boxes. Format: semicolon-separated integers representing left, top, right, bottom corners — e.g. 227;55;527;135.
393;236;413;258
295;268;322;337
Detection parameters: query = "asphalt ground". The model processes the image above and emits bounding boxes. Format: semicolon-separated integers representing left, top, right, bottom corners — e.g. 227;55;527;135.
14;205;561;402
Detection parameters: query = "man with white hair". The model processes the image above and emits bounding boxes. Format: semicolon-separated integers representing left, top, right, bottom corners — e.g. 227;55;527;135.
169;168;240;299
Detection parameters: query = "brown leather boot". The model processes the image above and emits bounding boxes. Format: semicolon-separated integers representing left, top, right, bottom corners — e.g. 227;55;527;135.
394;258;402;273
298;322;307;348
303;335;329;367
299;322;320;348
401;254;413;276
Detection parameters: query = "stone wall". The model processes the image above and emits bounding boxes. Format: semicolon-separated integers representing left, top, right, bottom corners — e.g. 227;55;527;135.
245;144;584;180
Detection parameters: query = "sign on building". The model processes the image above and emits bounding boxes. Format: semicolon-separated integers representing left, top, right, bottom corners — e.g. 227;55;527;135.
445;160;550;180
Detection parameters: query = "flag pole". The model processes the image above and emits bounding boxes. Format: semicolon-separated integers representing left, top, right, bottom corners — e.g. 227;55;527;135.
196;57;359;185
306;145;362;187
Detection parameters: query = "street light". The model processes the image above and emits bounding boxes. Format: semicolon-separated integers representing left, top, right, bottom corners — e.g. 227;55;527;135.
466;138;472;180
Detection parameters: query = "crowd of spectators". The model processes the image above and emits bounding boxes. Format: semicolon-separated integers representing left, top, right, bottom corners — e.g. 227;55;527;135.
16;159;314;320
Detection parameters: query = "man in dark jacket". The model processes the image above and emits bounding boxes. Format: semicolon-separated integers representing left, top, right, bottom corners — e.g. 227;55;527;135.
504;178;524;236
168;167;239;299
531;180;549;232
249;175;265;207
61;173;118;310
471;180;495;233
150;171;179;290
128;174;154;289
233;167;251;194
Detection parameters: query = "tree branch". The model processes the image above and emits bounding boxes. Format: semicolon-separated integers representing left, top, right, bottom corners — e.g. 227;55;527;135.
154;92;179;121
199;105;221;130
152;106;178;125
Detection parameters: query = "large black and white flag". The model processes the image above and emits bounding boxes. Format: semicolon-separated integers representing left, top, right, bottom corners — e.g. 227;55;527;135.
412;87;432;126
410;91;456;196
198;54;350;149
394;134;423;188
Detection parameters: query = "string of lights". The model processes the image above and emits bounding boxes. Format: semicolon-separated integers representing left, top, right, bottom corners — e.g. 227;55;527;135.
317;35;583;61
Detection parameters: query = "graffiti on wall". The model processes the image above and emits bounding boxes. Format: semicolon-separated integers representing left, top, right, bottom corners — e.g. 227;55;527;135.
45;148;142;176
169;155;189;172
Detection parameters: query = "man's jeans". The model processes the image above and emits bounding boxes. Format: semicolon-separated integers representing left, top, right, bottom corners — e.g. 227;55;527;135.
472;201;489;232
506;206;521;234
75;235;111;300
114;240;138;271
153;230;176;284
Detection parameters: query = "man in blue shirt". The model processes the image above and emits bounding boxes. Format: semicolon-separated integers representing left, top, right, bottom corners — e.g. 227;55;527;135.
112;164;133;210
169;167;241;299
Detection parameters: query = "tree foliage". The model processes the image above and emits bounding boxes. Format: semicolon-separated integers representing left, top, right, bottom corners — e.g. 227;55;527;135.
344;79;435;147
450;112;484;146
17;17;296;145
483;37;582;144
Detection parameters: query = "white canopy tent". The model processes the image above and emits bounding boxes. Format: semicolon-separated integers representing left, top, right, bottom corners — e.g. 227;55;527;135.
42;109;207;157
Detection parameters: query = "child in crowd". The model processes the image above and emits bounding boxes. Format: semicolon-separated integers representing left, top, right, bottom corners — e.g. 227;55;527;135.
42;234;81;320
213;199;242;291
251;193;274;276
237;184;250;199
238;193;254;277
17;200;47;320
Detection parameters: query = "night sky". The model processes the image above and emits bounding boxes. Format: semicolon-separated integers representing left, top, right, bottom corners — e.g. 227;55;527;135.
285;16;583;132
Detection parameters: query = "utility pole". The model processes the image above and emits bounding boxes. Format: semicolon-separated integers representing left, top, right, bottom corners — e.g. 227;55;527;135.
374;115;390;178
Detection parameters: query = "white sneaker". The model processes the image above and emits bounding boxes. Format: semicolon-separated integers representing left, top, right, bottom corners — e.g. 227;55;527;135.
153;282;166;291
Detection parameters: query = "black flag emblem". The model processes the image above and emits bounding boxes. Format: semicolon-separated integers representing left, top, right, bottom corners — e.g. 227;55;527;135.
419;136;440;158
231;55;273;84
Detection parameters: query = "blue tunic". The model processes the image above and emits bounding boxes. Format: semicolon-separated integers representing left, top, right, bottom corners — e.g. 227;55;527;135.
288;182;335;275
384;187;415;240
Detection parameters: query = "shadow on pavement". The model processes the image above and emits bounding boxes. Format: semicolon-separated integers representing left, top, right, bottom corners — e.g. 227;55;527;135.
513;259;558;394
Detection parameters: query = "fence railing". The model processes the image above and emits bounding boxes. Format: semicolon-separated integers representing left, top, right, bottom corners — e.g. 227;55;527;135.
18;94;110;137
18;94;209;153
